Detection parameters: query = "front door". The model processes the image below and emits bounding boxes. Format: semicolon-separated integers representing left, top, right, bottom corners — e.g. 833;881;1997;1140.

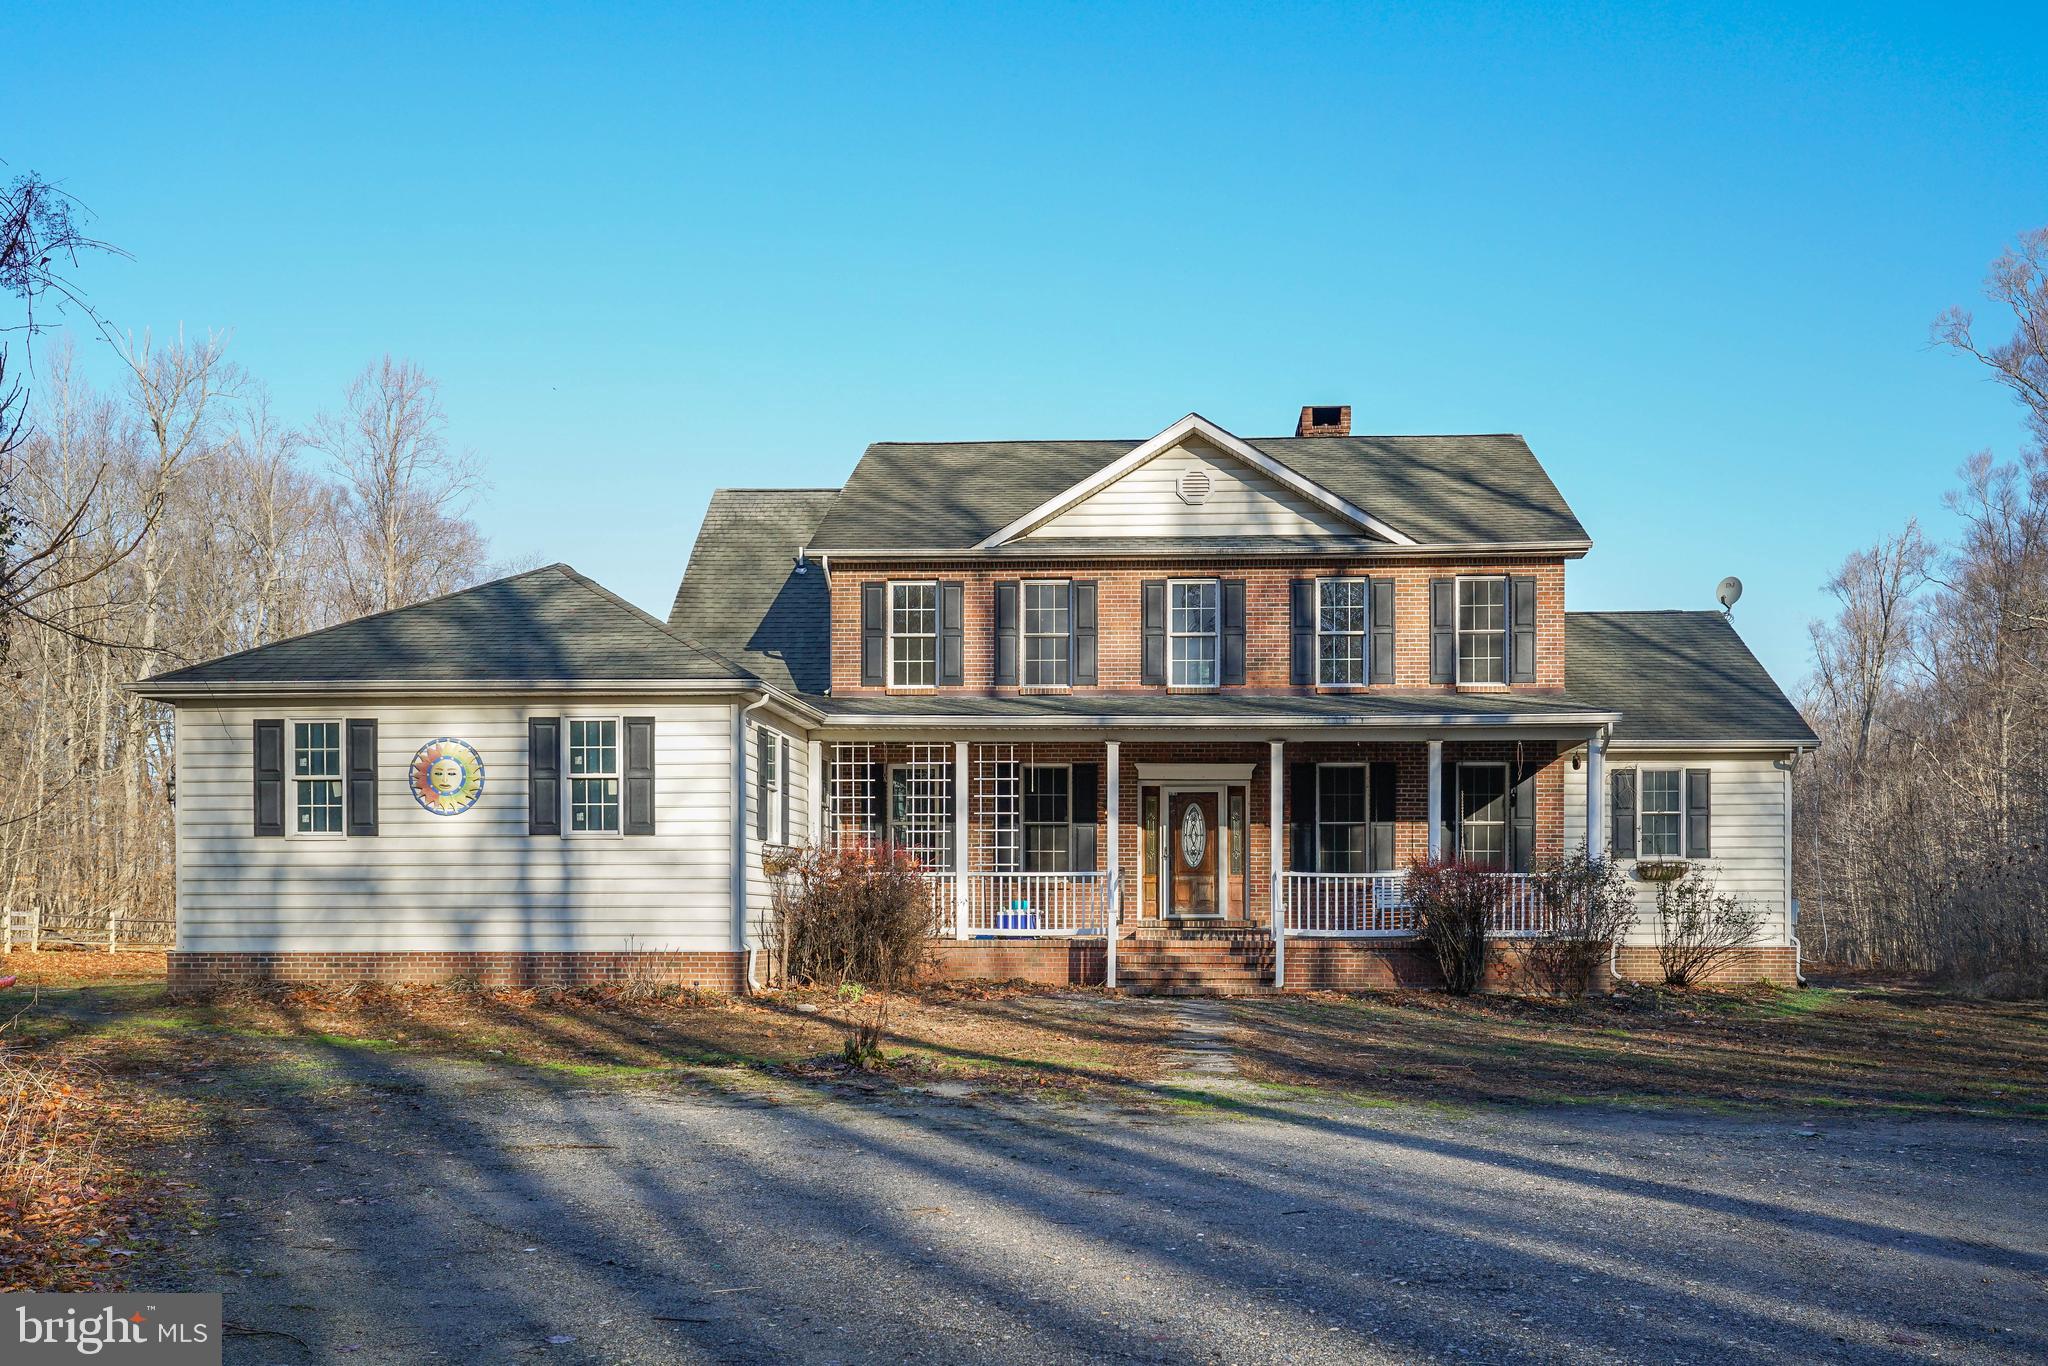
1167;791;1221;917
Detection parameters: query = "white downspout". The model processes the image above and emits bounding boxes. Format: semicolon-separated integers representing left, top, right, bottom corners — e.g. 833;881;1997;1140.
734;696;770;992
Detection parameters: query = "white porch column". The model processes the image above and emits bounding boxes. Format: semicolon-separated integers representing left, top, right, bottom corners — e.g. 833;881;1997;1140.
1586;728;1607;860
1105;739;1121;989
806;739;824;846
1268;739;1285;989
1426;739;1445;861
953;740;971;938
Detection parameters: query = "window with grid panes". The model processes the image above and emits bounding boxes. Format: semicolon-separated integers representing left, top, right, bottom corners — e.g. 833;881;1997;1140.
292;721;343;834
889;582;937;687
1021;765;1071;872
568;718;620;832
1022;581;1070;686
1457;577;1507;684
1169;580;1219;688
1318;579;1368;685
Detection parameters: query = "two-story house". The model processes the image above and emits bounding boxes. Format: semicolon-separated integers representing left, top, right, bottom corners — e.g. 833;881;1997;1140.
139;407;1814;994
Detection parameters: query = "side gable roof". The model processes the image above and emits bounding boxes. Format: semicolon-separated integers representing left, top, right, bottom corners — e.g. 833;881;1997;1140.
138;563;754;693
806;429;1588;553
1565;611;1816;746
669;488;837;695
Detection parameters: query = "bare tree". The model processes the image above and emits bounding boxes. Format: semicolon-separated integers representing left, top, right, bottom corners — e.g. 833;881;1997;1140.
313;356;485;616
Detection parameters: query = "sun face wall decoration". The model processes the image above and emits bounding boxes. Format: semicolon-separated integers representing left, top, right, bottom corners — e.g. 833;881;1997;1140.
410;738;486;816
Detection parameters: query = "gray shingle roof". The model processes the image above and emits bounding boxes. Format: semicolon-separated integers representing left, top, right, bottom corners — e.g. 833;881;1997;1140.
668;488;837;694
818;689;1614;725
805;434;1589;552
1565;611;1815;746
142;564;753;689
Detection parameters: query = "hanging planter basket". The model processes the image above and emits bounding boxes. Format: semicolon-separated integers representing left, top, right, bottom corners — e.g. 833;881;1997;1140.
1634;860;1688;884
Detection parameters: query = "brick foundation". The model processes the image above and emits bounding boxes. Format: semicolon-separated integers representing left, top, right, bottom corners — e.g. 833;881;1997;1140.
923;940;1106;987
166;950;749;995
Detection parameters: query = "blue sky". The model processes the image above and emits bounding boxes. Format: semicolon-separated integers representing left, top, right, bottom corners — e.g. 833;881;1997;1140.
11;2;2044;686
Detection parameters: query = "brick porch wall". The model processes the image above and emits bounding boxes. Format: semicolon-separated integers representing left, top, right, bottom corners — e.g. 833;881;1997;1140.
923;940;1106;987
167;950;748;995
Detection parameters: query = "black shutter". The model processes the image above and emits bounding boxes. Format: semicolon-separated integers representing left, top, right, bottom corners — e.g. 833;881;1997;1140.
1071;581;1097;686
1069;762;1099;871
1371;577;1396;684
860;582;886;686
528;717;561;835
1290;579;1315;685
1685;768;1711;858
1610;768;1637;859
754;729;771;841
346;718;378;836
938;582;965;686
780;736;793;846
1141;580;1166;685
1430;578;1456;684
1288;761;1317;872
1440;761;1459;861
1509;575;1538;684
1368;761;1397;871
1510;762;1537;874
993;582;1019;686
623;717;655;836
253;719;285;837
1221;580;1245;686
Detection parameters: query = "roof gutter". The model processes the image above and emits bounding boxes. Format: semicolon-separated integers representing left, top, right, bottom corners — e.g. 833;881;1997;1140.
129;676;829;725
802;539;1595;561
816;709;1623;731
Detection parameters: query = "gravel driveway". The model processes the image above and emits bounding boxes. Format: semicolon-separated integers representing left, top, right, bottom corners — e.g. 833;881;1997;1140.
151;1042;2046;1365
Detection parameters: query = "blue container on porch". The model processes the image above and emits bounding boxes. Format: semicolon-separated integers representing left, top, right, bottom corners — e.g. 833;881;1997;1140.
996;899;1039;932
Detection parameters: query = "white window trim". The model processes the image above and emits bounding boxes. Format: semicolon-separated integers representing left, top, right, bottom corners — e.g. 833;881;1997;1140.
1635;766;1691;861
1021;578;1073;689
1454;574;1509;687
1316;577;1371;689
564;714;625;839
1021;762;1073;873
1454;760;1509;868
1315;762;1369;874
761;728;789;847
286;717;346;840
886;579;940;691
1167;577;1222;691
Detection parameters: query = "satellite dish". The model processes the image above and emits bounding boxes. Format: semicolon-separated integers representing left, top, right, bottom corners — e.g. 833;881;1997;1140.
1716;576;1744;614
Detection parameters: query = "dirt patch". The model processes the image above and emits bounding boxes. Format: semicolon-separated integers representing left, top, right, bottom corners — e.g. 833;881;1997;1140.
1;949;168;991
1229;984;2048;1115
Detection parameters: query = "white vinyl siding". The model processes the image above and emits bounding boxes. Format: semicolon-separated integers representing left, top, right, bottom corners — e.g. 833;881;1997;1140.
1565;748;1796;947
173;699;737;953
743;720;813;941
1023;438;1359;541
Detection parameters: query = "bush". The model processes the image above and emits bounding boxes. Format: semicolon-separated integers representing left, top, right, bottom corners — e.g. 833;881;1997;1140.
1406;857;1504;996
1653;865;1765;987
766;844;934;990
1527;849;1636;998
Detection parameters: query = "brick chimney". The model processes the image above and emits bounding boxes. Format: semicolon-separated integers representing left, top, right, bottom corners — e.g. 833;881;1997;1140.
1295;405;1350;437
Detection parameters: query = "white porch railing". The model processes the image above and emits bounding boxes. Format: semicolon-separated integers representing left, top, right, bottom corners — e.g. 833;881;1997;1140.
1280;872;1547;938
923;871;1111;938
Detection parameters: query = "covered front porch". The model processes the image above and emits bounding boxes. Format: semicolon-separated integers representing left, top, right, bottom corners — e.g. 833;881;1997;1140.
805;705;1621;989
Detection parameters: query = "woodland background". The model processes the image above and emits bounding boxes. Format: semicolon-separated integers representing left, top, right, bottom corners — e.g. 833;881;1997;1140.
3;170;2045;987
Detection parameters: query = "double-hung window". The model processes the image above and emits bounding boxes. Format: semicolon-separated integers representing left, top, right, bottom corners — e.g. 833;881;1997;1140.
568;718;621;833
291;721;343;835
1318;579;1369;686
889;582;938;688
1639;769;1683;859
759;730;788;846
1456;763;1508;869
1316;764;1368;874
1022;765;1071;872
1022;580;1071;687
1168;579;1220;688
1456;576;1507;685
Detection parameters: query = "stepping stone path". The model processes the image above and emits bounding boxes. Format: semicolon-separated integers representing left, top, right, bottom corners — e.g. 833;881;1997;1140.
1159;998;1244;1086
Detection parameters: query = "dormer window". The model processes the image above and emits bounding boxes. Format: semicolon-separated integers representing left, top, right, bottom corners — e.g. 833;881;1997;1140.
1169;579;1220;688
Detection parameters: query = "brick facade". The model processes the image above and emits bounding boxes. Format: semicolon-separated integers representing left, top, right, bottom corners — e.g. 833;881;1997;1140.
167;950;748;995
828;555;1567;694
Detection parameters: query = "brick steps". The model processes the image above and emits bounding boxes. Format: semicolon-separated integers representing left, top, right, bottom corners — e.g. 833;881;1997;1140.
1116;928;1277;995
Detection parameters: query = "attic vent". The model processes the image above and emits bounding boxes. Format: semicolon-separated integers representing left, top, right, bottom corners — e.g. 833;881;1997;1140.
1176;469;1213;505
